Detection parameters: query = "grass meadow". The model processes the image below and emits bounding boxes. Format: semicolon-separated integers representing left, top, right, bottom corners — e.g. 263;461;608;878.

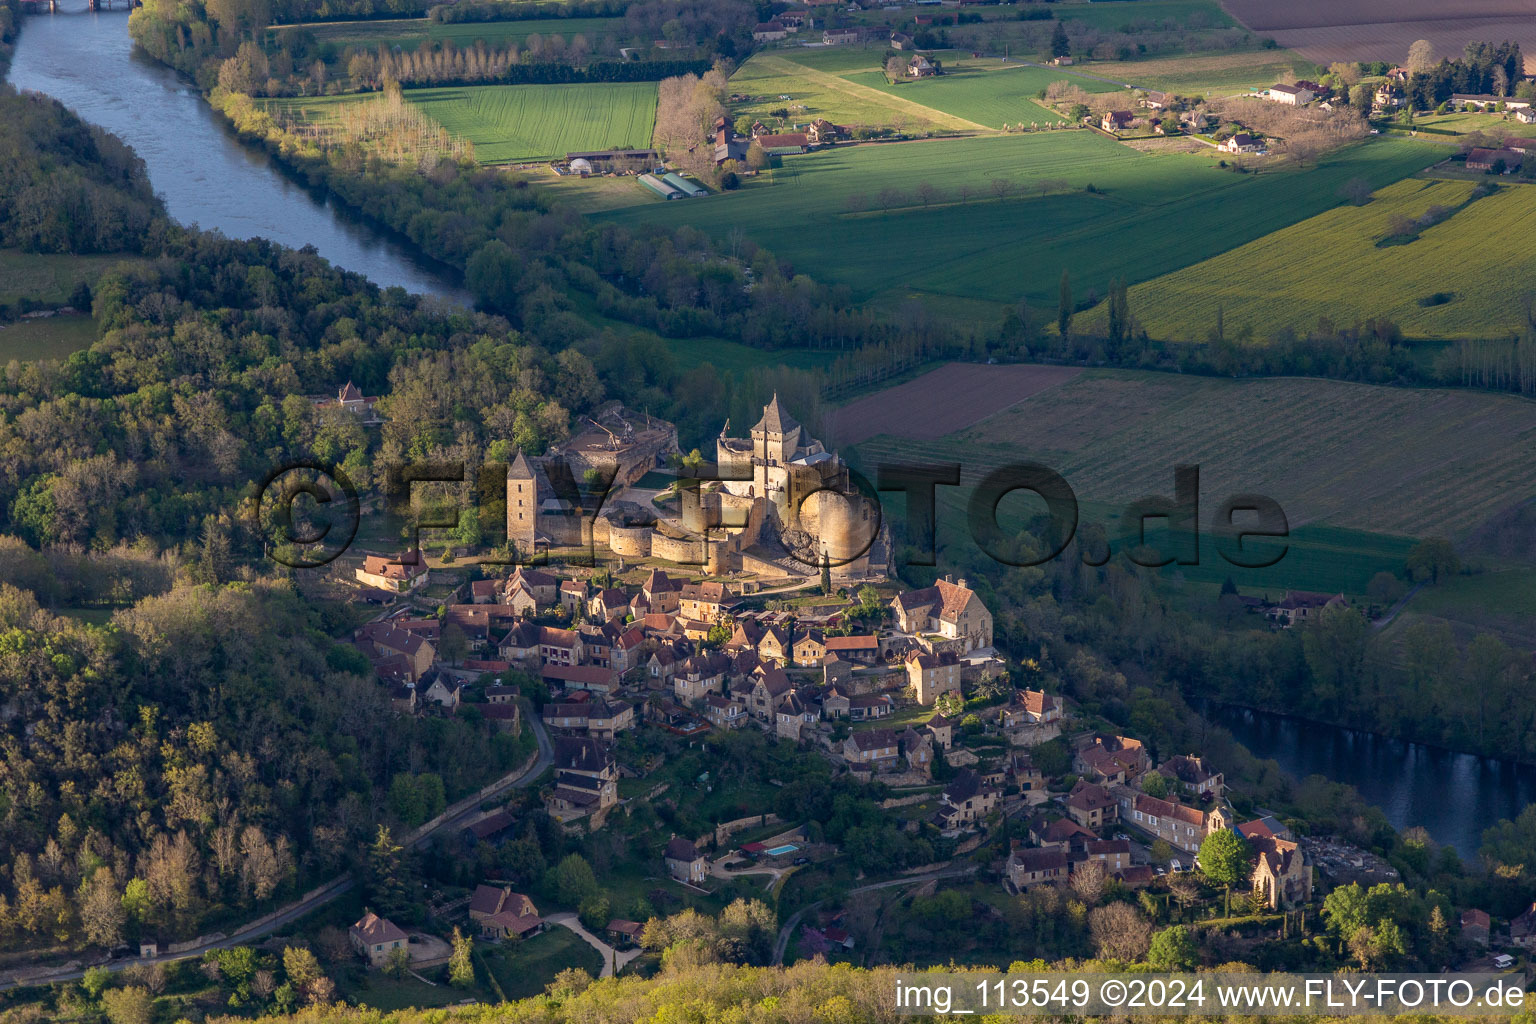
845;366;1536;597
406;82;657;162
1115;177;1536;340
598;132;1443;309
1053;0;1239;32
0;248;132;305
0;315;97;363
1061;49;1321;95
844;62;1115;129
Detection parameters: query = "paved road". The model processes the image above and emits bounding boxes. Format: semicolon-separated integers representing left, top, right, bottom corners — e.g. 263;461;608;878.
544;913;643;979
771;865;978;965
1;710;553;993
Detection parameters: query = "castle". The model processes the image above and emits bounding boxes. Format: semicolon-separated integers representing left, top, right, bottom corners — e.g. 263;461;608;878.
505;397;886;579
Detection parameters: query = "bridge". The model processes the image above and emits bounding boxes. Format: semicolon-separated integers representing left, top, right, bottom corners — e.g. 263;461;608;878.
18;0;136;12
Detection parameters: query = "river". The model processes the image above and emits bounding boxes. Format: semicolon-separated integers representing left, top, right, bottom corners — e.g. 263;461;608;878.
1205;703;1536;859
9;4;469;302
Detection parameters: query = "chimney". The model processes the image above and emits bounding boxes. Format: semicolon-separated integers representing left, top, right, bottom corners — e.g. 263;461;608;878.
957;578;967;589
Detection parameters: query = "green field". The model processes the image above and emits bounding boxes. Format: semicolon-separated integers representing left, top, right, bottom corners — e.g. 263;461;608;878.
0;249;134;305
405;82;657;162
0;314;97;363
1064;49;1321;95
598;132;1443;309
481;927;603;999
845;63;1115;129
1118;177;1536;340
730;50;1123;133
846;366;1536;596
294;15;626;54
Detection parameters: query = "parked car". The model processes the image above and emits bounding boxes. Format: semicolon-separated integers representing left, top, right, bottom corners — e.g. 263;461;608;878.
1169;859;1185;872
792;856;810;865
1494;954;1516;970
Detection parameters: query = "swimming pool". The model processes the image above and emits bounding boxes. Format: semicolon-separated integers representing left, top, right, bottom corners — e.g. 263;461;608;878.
764;844;798;857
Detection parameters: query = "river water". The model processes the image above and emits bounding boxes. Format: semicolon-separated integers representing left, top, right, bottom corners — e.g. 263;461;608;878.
9;4;469;302
1205;703;1536;859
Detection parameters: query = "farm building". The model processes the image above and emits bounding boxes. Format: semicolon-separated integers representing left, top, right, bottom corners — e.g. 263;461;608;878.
639;174;684;199
569;158;594;176
753;133;810;154
779;10;811;29
566;149;661;169
822;27;860;44
1518;109;1536;124
1265;83;1313;105
1221;133;1260;153
1466;147;1523;173
661;173;708;198
890;31;915;50
715;139;750;164
753;21;787;41
1452;94;1532;111
1101;110;1134;131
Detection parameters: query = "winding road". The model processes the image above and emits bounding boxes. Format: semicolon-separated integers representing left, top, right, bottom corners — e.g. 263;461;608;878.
0;709;553;993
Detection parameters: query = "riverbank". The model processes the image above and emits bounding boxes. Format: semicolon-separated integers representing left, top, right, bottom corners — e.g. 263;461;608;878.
8;2;470;300
1204;700;1536;858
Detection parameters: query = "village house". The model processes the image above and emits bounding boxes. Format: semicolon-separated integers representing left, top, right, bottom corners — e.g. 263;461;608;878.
642;569;682;614
1074;736;1146;785
506;567;560;607
1031;815;1097;849
1373;85;1404;109
349;912;408;967
999;689;1063;746
822;27;860;44
756;625;793;665
1517;108;1536;124
664;836;709;883
1010;750;1043;792
752;20;787;41
1066;780;1119;830
1007;844;1069;889
356;553;427;593
807;118;848;145
589;587;630;622
704;694;749;730
935;768;1001;829
890;576;993;652
776;691;820;741
1266;82;1313;105
538;626;584;665
559;578;587;614
355;623;436;683
847;692;895;721
1221;132;1260;154
907;54;937;78
1269;590;1347;627
792;630;827;667
824;633;879;663
748;664;795;720
844;727;900;770
1081;838;1132;873
1467;147;1523;173
1161;754;1224;798
469;885;543;940
545;737;618;821
497;620;541;665
906;649;962;705
484;684;520;704
607;919;645;947
1102;110;1135;131
1461;909;1491;946
421;674;461;709
1452;94;1532;111
1117;790;1231;853
926;712;954;750
541;698;634;739
543;663;620;697
679;580;736;624
481;702;521;733
674;652;728;702
1250;834;1312;909
901;725;934;775
322;381;379;418
1512;904;1536;948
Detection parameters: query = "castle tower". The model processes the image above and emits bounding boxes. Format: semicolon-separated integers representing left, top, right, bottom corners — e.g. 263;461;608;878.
507;451;538;552
751;394;800;524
